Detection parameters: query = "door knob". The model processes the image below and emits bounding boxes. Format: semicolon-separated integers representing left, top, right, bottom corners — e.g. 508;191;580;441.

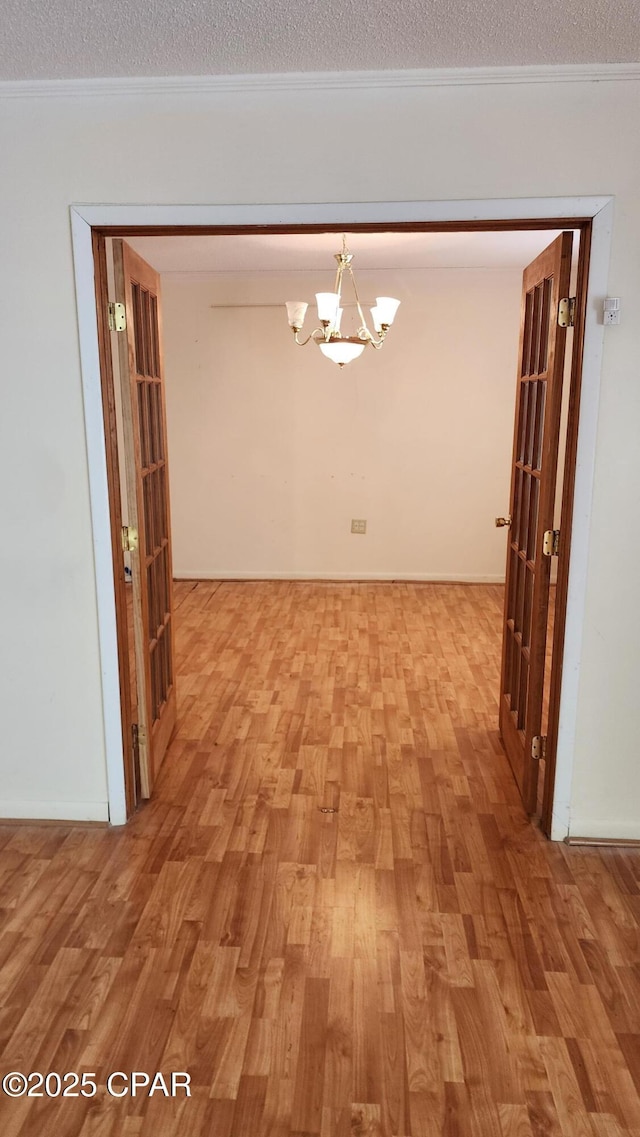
495;516;512;528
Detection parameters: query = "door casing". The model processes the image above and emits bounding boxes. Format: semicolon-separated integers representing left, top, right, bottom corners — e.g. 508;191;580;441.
70;197;612;836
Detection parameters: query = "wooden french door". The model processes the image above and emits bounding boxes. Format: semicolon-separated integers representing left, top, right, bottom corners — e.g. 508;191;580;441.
499;232;572;813
112;240;176;797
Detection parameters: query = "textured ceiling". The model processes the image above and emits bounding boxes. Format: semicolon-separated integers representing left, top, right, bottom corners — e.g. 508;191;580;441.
1;0;639;80
125;230;565;273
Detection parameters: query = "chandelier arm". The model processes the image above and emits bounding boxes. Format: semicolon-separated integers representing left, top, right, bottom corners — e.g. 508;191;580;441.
347;264;372;338
294;328;325;346
333;265;344;322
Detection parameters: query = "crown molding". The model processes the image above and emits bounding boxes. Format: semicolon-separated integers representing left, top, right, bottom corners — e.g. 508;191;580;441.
2;62;640;100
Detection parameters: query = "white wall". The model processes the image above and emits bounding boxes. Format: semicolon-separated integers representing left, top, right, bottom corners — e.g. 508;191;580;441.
0;74;638;836
161;268;522;581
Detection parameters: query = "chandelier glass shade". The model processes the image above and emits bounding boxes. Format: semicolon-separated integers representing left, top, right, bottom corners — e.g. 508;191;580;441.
285;236;400;367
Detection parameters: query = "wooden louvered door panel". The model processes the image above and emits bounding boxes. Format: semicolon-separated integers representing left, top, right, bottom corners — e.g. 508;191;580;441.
499;232;572;813
113;240;176;797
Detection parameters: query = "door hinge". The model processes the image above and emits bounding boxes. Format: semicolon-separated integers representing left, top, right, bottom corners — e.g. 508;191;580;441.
531;735;546;761
121;525;139;553
558;297;576;328
108;301;127;332
543;529;560;557
132;722;147;747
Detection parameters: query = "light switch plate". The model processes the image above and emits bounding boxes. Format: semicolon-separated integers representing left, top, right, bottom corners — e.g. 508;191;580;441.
351;519;367;535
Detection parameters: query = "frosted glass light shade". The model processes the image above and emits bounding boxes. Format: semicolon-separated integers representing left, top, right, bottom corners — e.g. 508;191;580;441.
286;300;308;329
370;305;382;333
316;292;340;323
375;296;401;326
319;340;365;365
329;307;343;334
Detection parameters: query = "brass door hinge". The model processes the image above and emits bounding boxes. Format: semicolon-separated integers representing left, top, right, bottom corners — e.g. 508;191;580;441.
558;297;576;328
108;301;127;331
132;722;147;749
531;735;546;761
543;529;560;557
121;525;139;553
133;718;147;745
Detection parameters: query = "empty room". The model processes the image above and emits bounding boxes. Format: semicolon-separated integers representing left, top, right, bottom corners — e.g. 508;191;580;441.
115;225;573;819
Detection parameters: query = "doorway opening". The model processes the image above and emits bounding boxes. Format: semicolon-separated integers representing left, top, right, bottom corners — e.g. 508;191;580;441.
76;201;607;837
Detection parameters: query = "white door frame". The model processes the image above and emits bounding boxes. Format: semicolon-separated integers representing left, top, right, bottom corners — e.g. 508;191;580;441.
70;196;613;834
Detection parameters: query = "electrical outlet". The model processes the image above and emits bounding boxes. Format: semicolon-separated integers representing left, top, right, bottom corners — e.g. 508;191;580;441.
351;519;367;535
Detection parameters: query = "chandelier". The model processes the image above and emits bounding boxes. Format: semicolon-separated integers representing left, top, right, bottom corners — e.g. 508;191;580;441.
285;235;400;367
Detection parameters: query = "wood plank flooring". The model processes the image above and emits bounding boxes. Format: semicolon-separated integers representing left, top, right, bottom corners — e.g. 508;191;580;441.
0;581;638;1137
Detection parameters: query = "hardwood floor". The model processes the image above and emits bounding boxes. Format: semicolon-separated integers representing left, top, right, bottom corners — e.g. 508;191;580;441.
0;581;638;1137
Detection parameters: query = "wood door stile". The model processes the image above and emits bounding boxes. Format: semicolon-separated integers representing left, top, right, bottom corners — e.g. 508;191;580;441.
499;233;572;813
112;240;177;796
540;226;592;836
91;234;137;817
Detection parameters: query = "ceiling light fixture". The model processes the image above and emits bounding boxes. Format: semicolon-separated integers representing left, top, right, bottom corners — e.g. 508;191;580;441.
285;235;400;367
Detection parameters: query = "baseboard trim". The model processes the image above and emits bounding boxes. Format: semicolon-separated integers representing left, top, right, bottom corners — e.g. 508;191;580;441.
0;801;110;824
564;835;640;848
0;817;109;829
174;571;506;584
